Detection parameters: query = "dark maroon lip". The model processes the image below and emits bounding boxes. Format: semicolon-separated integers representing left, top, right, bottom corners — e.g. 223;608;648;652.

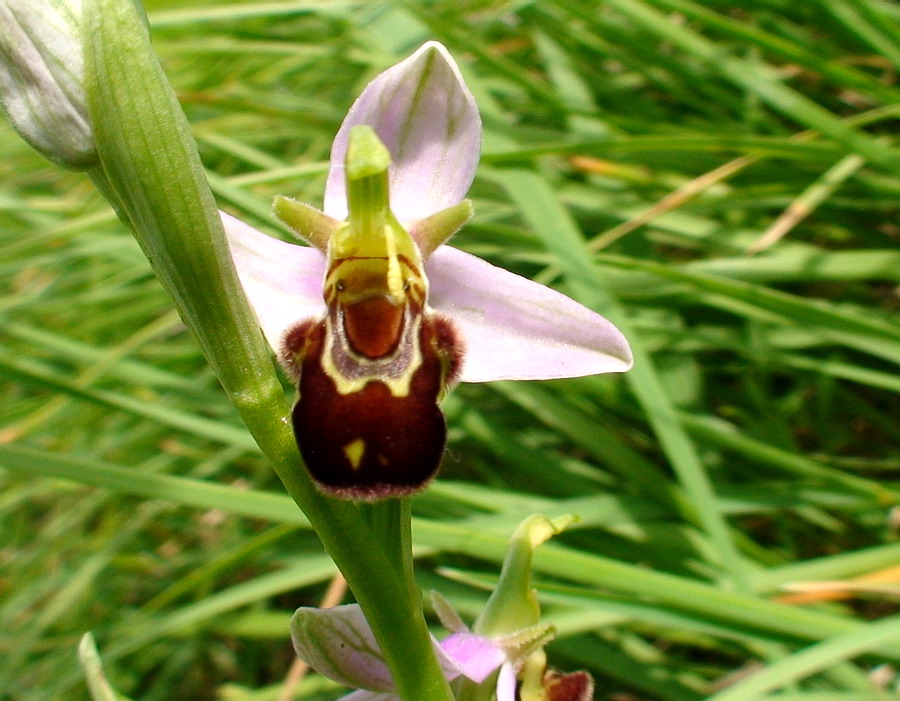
283;312;463;500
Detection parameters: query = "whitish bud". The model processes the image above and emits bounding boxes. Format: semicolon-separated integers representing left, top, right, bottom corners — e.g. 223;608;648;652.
0;0;96;168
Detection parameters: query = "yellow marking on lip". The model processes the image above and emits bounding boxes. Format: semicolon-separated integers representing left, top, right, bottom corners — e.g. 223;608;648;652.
343;438;366;470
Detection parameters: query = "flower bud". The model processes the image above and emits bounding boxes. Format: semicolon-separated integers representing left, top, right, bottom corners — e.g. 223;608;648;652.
0;0;96;168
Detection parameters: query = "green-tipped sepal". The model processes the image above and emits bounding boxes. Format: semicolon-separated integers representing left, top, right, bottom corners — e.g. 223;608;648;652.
409;200;474;259
273;196;340;251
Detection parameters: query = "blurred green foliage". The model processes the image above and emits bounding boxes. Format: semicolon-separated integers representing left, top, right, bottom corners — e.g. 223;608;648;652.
1;1;898;699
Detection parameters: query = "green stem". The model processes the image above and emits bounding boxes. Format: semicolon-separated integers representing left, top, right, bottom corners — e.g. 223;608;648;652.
358;498;439;700
82;1;452;699
360;499;404;576
398;499;418;601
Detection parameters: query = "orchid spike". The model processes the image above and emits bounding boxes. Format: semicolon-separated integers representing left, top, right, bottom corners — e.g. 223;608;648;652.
223;41;632;499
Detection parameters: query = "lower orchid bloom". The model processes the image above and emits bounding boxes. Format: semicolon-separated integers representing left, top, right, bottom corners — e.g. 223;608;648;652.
290;516;595;701
290;604;510;701
222;41;632;499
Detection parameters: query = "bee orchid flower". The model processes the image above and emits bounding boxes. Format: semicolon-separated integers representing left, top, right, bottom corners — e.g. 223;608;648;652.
222;42;632;499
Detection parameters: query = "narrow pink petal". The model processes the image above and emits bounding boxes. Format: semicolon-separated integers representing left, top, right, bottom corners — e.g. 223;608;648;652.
221;212;326;353
427;247;633;382
496;663;518;701
440;632;506;683
325;41;481;223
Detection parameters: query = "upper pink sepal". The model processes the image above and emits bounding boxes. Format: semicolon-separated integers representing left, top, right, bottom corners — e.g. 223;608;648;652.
324;41;481;224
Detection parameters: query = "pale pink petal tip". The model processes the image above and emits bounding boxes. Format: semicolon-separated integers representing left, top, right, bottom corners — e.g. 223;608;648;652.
428;247;633;383
325;41;481;223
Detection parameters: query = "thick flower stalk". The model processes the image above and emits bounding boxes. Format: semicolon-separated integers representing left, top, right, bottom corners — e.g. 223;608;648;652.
224;41;633;500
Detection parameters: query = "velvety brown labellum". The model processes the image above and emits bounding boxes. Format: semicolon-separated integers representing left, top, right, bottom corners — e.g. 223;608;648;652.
285;314;460;500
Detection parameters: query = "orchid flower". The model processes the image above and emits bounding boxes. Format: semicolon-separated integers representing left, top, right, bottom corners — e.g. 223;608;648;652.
290;516;595;701
223;42;632;499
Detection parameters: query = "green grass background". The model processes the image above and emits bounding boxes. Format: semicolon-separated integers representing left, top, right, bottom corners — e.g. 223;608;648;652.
2;0;899;699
